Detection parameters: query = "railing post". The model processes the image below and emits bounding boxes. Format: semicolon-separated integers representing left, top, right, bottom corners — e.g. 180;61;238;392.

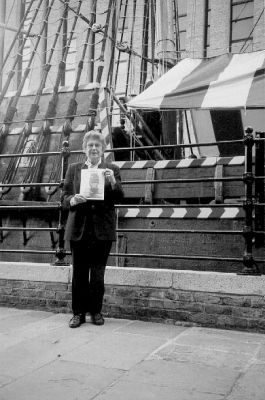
254;130;265;248
240;127;260;275
53;141;70;266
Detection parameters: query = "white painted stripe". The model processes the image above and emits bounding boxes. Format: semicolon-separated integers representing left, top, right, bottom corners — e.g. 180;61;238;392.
9;127;23;135
74;124;86;132
201;157;218;167
112;161;126;168
147;208;163;218
228;156;245;165
128;58;202;109
101;129;109;139
202;51;265;108
42;87;52;94
220;208;239;219
31;127;41;133
176;159;193;168
58;85;73;93
49;125;63;133
170;208;187;218
79;82;100;90
197;208;212;219
101;81;107;88
131;161;148;169
21;88;35;96
154;160;170;169
100;109;108;120
56;125;63;132
124;208;140;218
5;90;17;98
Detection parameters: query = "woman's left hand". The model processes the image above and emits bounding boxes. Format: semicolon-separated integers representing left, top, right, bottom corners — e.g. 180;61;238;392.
104;168;116;186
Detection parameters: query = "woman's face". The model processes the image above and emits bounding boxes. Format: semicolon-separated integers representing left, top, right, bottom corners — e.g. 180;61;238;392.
85;138;103;164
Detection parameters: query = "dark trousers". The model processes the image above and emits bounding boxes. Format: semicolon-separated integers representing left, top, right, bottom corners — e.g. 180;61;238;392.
70;239;112;315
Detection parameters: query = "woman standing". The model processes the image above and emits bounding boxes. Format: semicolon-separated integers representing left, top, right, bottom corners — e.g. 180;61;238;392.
62;130;124;328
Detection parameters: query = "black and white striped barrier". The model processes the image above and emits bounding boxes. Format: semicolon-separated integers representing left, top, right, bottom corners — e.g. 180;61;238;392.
117;207;244;219
114;157;245;169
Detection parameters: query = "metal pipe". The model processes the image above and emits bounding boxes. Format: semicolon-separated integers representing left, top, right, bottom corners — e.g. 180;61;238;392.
109;253;250;262
0;177;243;187
0;183;59;188
254;130;265;248
240;127;260;275
121;177;243;184
115;204;244;208
0;227;57;231
53;141;70;266
0;249;62;255
0;204;60;210
0;249;263;263
0;203;244;210
116;228;243;234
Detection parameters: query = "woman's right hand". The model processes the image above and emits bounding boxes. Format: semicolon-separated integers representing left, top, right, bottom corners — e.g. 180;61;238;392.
70;194;87;206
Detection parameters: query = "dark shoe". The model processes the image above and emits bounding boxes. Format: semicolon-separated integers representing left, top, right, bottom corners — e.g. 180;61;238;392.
91;313;104;326
69;314;86;328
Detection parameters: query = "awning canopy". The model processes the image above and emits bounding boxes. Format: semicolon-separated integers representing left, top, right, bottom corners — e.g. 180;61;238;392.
127;50;265;110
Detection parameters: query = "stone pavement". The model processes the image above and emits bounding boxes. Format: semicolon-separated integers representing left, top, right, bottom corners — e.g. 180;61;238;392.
0;307;264;400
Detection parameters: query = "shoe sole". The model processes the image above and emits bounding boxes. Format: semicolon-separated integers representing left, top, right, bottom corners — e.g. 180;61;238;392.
69;319;86;328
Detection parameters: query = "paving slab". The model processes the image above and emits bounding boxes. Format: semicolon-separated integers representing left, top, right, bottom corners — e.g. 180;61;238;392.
226;363;265;400
148;342;253;370
173;328;261;354
0;310;53;333
115;320;188;339
192;326;265;343
0;313;68;352
94;380;225;400
0;324;101;387
256;344;265;362
0;307;30;320
62;331;166;370
0;360;124;400
123;359;239;396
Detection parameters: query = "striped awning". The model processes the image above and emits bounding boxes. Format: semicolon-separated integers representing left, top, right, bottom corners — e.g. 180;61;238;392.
127;50;265;110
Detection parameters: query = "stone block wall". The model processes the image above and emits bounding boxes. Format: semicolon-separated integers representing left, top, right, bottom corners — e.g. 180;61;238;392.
1;262;265;332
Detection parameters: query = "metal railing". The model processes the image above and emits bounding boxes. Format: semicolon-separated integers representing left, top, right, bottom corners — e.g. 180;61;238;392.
0;128;264;274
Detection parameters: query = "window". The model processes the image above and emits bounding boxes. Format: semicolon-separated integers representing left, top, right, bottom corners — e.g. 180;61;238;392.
204;0;211;57
230;0;254;53
174;0;187;57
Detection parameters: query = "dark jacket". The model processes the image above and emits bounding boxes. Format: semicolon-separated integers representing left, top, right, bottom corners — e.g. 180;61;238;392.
62;161;124;242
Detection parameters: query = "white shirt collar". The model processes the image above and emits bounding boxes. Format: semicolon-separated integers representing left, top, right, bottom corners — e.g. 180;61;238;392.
85;159;101;169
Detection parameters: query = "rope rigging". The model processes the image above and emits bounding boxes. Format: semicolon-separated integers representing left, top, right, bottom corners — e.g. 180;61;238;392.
0;0;35;76
114;0;129;90
85;0;114;133
125;0;137;96
46;0;98;197
0;0;56;198
19;0;70;199
0;0;43;109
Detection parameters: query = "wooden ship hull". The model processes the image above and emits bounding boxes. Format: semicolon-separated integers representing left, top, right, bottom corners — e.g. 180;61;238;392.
0;0;264;273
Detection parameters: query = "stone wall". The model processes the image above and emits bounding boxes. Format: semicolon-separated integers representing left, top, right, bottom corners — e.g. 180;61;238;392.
0;262;265;332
